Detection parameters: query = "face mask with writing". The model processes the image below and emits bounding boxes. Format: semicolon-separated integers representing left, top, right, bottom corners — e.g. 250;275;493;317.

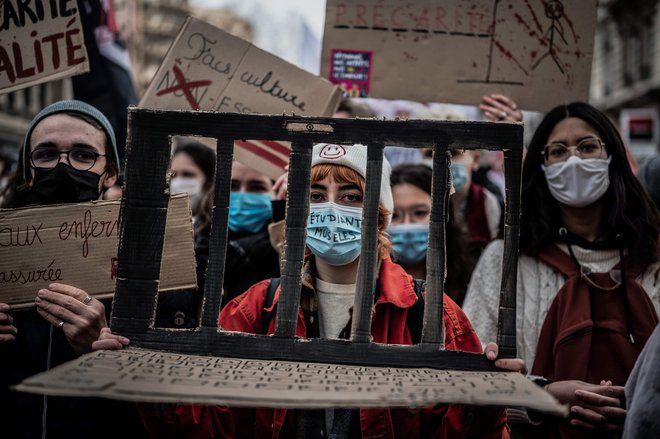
389;223;429;265
24;162;101;206
306;202;363;266
542;156;611;208
228;192;273;234
170;177;203;212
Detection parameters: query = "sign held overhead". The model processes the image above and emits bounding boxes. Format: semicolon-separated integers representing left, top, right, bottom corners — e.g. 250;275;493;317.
321;0;598;112
0;0;89;94
140;16;342;180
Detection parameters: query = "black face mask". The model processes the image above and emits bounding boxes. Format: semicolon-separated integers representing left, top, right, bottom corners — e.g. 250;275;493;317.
22;163;102;206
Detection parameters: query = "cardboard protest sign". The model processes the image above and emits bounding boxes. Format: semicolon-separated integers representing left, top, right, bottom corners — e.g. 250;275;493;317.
15;347;567;416
321;0;598;112
0;0;89;94
140;16;343;179
0;194;196;309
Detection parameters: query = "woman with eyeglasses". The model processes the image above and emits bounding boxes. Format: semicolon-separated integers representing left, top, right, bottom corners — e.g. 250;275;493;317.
389;164;477;306
464;101;660;437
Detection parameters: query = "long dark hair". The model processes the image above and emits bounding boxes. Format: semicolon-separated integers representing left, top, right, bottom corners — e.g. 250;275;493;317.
391;164;476;305
173;140;216;236
521;102;659;264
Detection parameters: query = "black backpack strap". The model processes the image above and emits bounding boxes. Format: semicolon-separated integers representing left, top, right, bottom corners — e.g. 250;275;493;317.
260;277;280;335
406;279;426;344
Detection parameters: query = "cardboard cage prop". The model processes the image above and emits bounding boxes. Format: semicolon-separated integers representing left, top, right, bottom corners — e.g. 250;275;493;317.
16;109;566;416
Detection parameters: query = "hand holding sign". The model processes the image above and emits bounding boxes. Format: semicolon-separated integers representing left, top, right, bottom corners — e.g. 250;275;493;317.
34;284;108;354
34;283;107;354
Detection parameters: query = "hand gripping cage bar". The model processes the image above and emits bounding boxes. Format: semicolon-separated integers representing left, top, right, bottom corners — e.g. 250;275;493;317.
110;108;523;371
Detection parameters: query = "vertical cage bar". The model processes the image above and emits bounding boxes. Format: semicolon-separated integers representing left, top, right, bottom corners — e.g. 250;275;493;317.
421;146;449;346
111;112;170;333
496;147;523;358
274;140;313;338
202;138;234;328
350;144;384;343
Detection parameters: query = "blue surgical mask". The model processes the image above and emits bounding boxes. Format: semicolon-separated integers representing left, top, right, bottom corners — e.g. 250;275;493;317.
450;162;468;193
389;223;429;265
306;202;362;266
228;192;273;234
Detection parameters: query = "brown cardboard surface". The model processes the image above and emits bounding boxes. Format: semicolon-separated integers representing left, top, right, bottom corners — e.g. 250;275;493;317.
14;347;568;416
140;16;342;179
0;0;89;94
321;0;597;112
0;194;196;308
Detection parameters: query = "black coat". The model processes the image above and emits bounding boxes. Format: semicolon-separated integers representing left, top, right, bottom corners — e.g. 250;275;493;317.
0;303;148;439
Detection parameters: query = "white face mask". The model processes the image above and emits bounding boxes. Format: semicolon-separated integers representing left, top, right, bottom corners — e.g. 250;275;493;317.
542;155;612;207
170;177;203;211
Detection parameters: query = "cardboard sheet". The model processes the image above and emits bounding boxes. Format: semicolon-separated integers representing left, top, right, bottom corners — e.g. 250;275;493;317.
140;16;342;179
0;0;89;94
15;347;568;416
0;194;196;308
321;0;597;112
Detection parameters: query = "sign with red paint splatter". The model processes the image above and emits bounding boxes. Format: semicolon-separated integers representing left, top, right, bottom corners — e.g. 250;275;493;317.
141;17;342;179
321;0;597;112
0;0;89;94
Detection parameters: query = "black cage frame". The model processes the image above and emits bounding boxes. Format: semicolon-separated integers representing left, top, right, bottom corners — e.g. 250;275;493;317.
110;108;523;372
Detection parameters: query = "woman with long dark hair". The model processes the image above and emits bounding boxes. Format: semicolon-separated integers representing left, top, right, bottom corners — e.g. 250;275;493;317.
464;102;660;437
389;164;477;306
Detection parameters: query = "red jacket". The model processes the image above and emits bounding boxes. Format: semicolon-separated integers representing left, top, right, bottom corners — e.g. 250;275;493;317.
139;258;509;438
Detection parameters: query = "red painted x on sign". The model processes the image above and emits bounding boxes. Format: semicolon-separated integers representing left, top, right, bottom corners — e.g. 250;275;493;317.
156;65;212;110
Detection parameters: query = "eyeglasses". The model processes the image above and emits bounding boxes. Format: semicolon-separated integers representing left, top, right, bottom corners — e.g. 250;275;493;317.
30;148;106;171
542;137;606;164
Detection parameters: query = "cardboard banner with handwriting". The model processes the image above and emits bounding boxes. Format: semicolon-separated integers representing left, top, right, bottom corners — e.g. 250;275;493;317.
321;0;597;112
0;194;196;309
0;0;89;94
140;16;343;179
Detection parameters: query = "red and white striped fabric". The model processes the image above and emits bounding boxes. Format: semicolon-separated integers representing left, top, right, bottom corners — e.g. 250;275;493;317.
233;139;290;180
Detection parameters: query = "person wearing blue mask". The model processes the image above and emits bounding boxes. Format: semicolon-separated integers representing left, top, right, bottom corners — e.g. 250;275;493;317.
221;160;284;303
389;164;478;306
97;142;526;438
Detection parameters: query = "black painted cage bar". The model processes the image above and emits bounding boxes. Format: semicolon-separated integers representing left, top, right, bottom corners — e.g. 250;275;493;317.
110;108;524;371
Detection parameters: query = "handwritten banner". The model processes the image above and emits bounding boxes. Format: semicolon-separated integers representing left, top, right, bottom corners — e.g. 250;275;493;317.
140;16;342;179
0;194;196;309
321;0;598;112
0;0;89;94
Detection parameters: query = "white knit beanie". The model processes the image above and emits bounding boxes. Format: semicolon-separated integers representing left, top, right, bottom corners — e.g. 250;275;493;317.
311;143;393;227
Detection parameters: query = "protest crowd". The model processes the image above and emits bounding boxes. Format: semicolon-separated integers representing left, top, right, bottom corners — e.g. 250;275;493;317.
0;1;659;439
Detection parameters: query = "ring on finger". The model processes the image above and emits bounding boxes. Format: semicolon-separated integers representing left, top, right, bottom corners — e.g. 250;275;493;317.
57;321;65;330
499;111;507;120
83;295;93;305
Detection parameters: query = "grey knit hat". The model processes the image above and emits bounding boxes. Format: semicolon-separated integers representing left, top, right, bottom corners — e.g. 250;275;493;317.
21;100;120;181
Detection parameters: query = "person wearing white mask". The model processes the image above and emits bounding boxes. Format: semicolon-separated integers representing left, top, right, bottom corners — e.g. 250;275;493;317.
463;101;660;438
170;140;216;229
97;143;527;438
160;140;216;329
